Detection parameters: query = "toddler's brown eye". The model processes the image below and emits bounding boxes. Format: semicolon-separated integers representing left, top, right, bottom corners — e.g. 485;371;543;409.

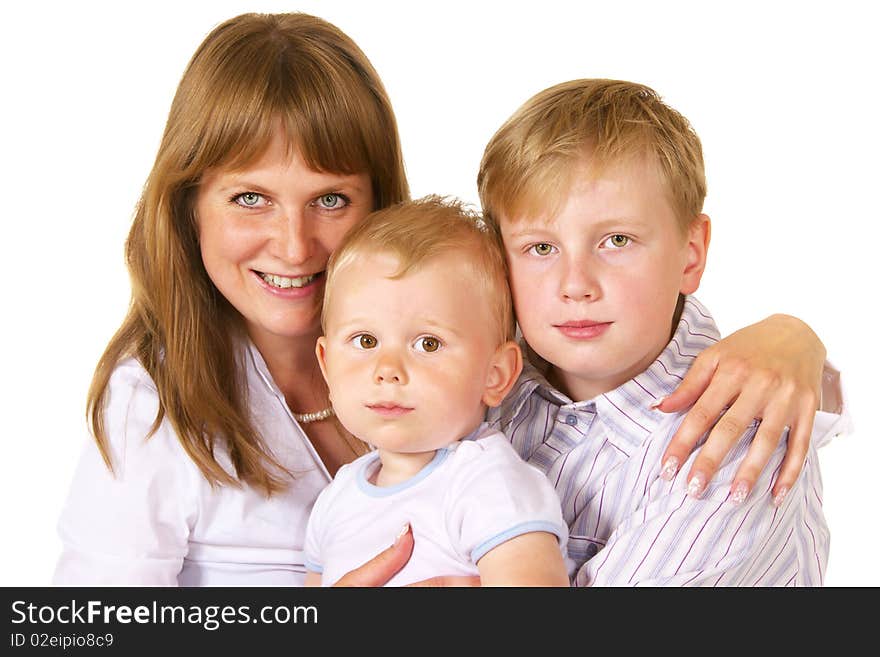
358;334;377;349
420;337;440;352
534;243;553;256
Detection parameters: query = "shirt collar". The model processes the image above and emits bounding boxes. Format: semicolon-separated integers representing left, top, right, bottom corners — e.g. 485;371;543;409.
503;345;568;422
512;296;720;447
242;335;286;398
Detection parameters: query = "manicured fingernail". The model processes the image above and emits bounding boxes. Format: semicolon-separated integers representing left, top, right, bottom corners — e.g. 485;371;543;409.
650;395;666;410
393;522;410;545
660;456;680;481
730;481;749;504
686;472;706;498
773;487;789;508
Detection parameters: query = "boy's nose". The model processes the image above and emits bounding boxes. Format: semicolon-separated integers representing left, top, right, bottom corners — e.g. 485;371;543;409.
560;260;600;300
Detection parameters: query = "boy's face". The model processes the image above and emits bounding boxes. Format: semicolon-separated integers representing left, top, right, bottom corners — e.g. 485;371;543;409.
500;157;709;402
317;250;513;453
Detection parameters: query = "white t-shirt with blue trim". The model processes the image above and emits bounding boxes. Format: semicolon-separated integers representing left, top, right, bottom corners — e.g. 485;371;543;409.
304;424;569;586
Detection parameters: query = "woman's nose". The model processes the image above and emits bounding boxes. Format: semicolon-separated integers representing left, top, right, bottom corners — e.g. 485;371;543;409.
271;209;312;264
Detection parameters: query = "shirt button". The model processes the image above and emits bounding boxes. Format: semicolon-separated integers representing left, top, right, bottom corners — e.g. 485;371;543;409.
565;414;578;426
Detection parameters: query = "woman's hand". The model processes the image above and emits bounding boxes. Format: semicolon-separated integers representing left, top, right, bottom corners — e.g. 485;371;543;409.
332;524;481;587
658;314;825;506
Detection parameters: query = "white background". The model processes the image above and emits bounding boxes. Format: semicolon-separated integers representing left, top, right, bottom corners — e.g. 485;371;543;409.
1;0;876;586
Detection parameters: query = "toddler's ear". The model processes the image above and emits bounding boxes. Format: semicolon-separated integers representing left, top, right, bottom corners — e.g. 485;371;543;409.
315;336;331;385
482;341;523;407
680;213;711;295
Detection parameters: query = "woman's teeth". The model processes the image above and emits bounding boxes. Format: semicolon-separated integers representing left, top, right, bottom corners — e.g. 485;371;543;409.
259;272;318;289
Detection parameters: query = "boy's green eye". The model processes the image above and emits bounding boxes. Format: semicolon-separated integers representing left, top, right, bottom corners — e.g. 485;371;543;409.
607;235;630;248
533;243;554;256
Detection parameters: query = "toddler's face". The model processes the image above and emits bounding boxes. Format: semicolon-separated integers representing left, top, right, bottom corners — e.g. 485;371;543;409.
500;158;709;402
318;251;503;453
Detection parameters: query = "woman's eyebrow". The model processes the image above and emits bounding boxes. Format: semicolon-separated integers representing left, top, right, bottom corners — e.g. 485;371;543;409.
214;180;274;194
214;175;369;195
315;178;369;193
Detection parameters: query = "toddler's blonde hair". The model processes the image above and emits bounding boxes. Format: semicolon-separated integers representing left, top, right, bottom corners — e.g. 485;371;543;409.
323;195;516;345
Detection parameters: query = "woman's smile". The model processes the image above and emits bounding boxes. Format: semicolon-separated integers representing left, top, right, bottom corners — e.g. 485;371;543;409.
195;132;373;343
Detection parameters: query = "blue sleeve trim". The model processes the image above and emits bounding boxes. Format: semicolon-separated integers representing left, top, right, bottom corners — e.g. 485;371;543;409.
303;558;323;574
471;520;567;563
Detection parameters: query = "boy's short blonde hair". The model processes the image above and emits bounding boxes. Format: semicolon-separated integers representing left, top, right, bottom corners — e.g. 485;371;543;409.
323;195;516;345
478;79;706;233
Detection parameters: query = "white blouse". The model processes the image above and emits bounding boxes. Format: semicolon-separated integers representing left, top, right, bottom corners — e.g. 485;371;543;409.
53;342;332;586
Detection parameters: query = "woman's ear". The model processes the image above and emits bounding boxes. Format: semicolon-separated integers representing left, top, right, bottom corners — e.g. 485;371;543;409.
482;341;523;407
680;213;711;295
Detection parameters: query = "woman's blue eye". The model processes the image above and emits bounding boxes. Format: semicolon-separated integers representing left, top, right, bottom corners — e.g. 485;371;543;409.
317;193;347;209
234;192;265;207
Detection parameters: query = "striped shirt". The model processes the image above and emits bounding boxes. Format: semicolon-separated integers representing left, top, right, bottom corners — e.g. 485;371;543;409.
487;296;846;586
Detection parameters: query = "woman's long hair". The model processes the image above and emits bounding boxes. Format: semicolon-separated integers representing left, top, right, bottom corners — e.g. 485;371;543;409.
87;13;409;495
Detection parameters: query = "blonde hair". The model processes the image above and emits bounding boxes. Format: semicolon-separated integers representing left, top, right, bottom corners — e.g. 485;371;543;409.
478;79;706;232
323;195;516;345
87;13;408;495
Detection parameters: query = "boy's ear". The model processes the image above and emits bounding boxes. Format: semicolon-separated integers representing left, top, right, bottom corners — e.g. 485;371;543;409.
315;336;331;388
680;213;711;295
482;340;523;408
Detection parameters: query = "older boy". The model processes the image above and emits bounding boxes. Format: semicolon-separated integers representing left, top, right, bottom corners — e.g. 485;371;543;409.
304;197;569;587
479;79;847;585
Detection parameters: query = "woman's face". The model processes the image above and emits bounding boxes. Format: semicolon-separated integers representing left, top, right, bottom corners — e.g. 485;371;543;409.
195;132;374;348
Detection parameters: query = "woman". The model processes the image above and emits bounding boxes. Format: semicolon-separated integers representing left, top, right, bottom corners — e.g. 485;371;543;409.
53;12;833;586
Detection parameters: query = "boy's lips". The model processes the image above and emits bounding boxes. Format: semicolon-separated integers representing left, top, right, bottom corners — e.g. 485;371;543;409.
553;320;612;340
366;402;414;418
